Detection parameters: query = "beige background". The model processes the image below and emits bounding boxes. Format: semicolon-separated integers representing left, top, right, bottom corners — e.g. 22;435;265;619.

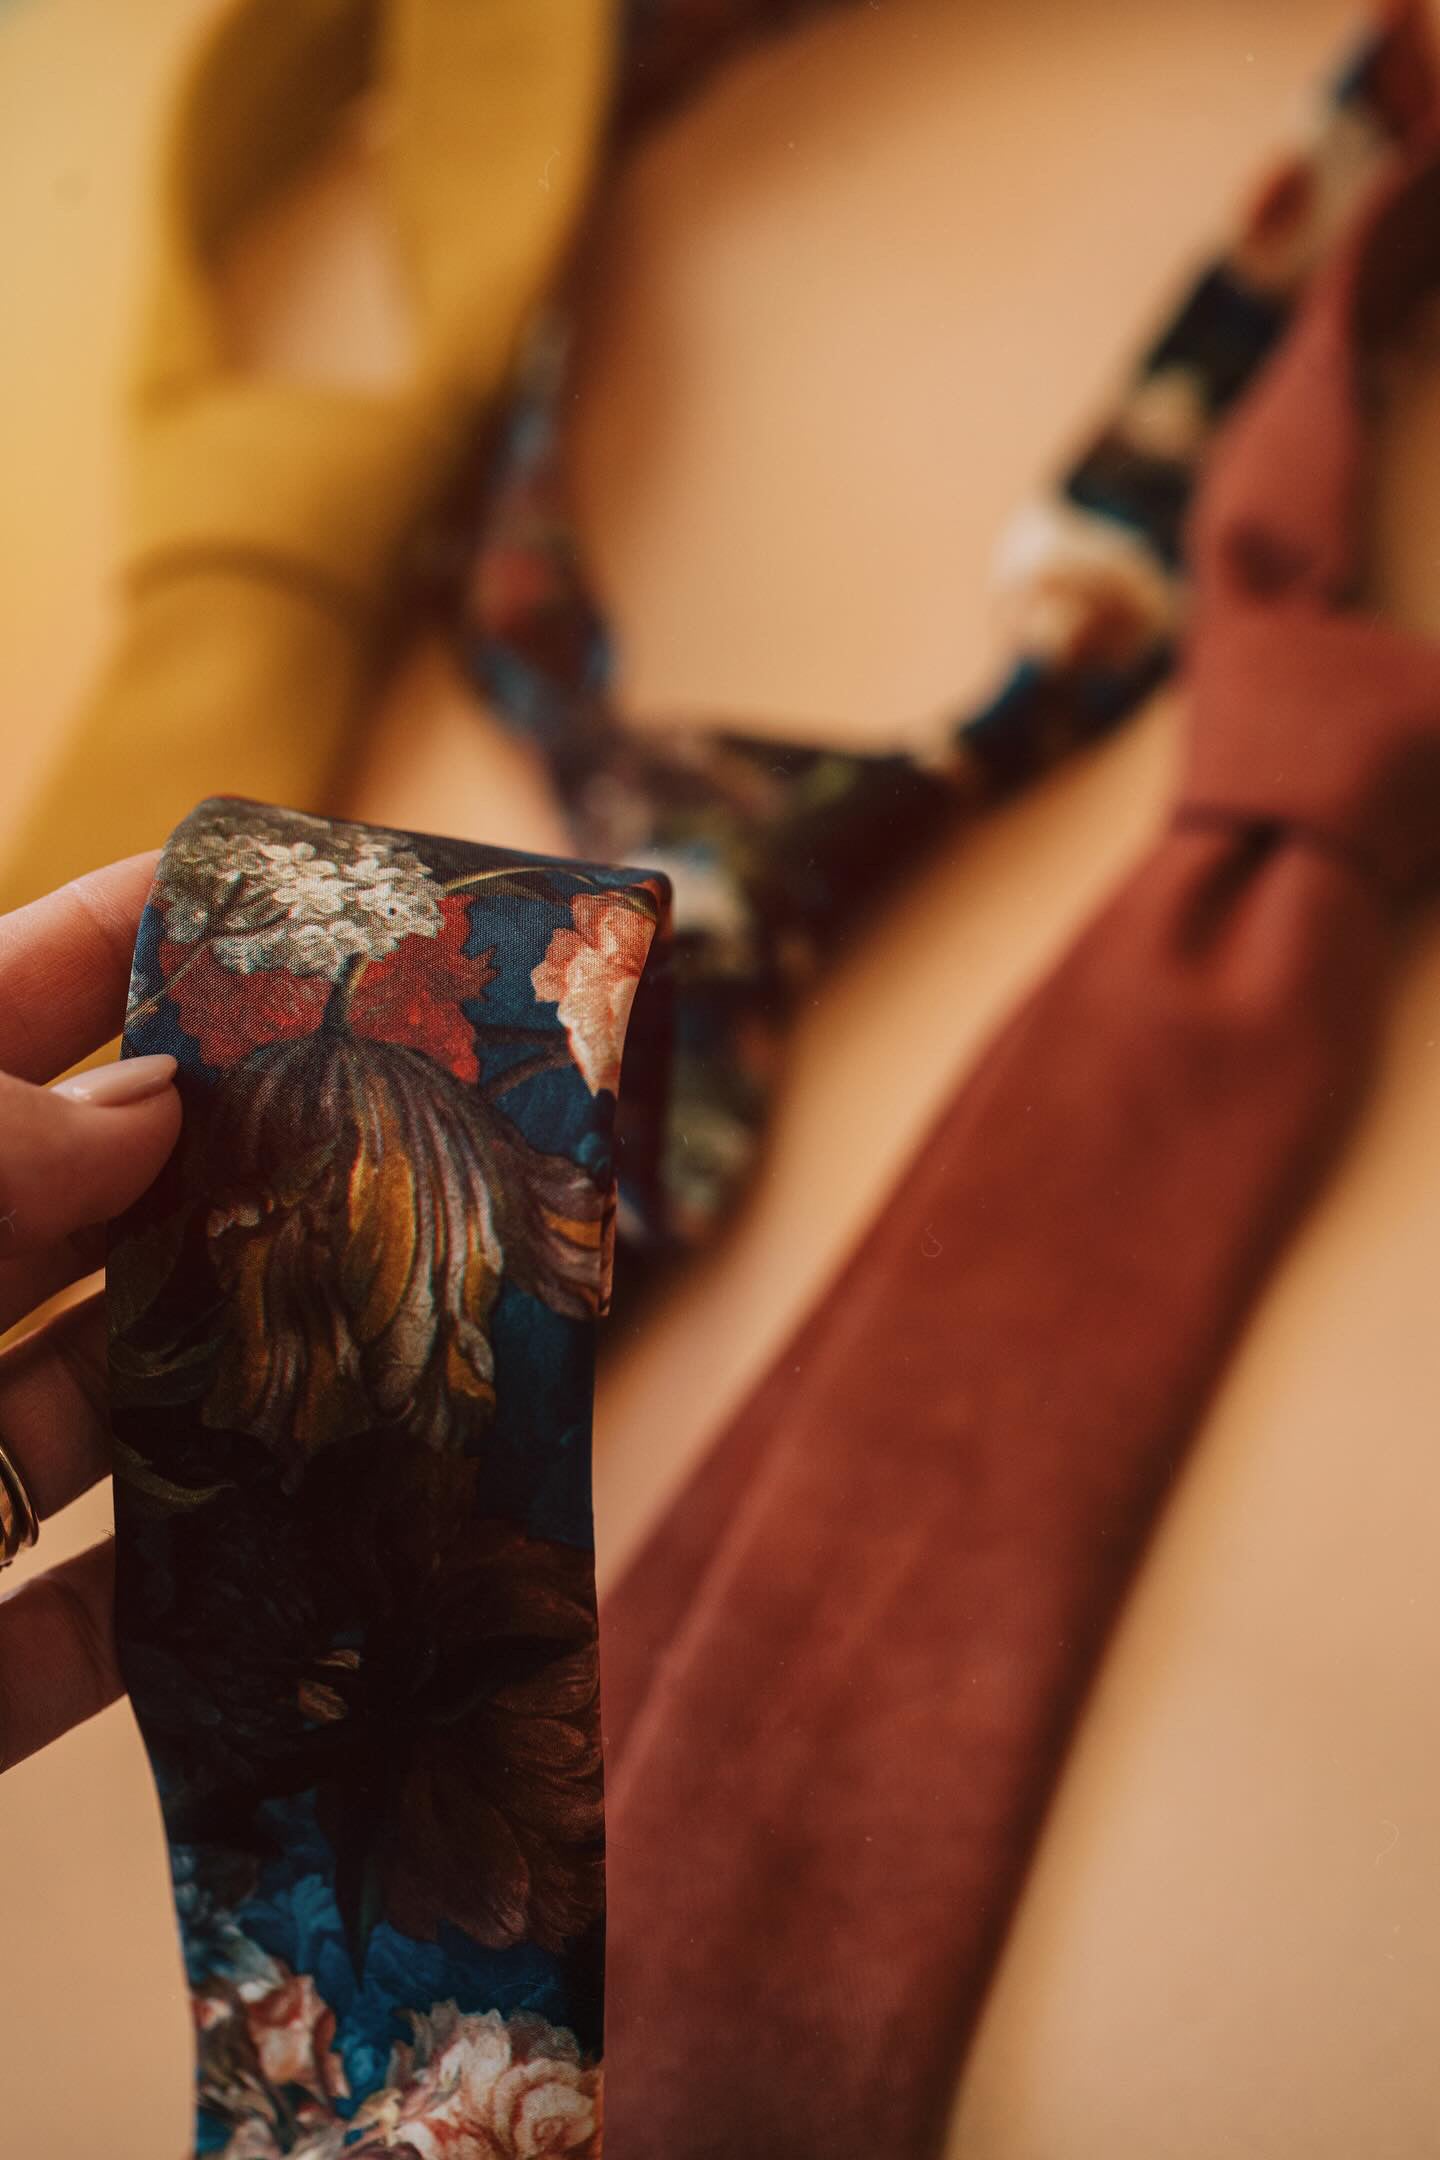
4;2;1440;2153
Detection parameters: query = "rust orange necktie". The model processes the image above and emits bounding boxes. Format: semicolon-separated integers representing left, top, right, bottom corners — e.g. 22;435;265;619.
596;131;1440;2158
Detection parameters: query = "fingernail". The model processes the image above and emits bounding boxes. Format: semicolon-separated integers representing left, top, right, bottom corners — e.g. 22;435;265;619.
52;1054;178;1107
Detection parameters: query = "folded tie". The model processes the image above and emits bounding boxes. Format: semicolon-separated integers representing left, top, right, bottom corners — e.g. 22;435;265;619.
109;799;669;2152
597;132;1440;2158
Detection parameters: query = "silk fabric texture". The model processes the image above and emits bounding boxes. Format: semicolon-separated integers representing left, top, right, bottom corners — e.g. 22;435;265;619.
111;803;671;2151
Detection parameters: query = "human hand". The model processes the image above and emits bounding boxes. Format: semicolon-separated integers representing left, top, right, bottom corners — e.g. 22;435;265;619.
0;857;181;1772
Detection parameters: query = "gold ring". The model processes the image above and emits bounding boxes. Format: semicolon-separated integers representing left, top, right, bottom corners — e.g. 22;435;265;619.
0;1437;39;1569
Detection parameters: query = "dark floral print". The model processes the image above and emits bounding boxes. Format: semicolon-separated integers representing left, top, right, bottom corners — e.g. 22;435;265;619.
121;1456;606;1960
530;895;657;1098
118;1029;615;1477
111;800;668;2150
352;1508;606;1956
199;1990;603;2159
159;893;496;1081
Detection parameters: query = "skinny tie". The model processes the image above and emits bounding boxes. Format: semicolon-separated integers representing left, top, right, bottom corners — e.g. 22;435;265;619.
110;803;669;2152
595;133;1440;2157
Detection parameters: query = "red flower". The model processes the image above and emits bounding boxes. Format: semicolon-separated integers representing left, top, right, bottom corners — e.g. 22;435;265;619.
348;899;496;1082
162;898;495;1080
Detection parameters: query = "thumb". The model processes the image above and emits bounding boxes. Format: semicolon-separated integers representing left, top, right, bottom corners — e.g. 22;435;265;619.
0;1056;182;1257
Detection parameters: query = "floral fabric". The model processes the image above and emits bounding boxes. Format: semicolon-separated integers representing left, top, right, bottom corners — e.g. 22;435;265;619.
460;4;1434;1253
111;800;669;2155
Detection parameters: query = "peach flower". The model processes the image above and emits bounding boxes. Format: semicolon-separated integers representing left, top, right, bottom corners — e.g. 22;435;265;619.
531;894;654;1096
353;2006;601;2159
242;1971;350;2107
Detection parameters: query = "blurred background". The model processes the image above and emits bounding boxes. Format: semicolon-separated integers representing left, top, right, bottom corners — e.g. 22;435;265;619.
5;2;1440;2153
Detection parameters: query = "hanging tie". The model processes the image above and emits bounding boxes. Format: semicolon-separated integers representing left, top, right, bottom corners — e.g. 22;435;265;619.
596;133;1440;2159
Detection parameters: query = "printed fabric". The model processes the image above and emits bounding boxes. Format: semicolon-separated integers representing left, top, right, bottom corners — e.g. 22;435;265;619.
109;800;670;2156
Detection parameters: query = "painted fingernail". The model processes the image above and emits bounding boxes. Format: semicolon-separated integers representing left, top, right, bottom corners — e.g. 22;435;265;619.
52;1054;178;1107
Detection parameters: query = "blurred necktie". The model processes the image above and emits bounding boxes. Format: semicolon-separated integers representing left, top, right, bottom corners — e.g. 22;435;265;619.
598;130;1440;2158
464;2;1437;1252
0;0;616;916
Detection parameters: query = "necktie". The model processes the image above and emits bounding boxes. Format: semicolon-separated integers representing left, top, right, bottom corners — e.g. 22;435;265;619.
109;800;670;2154
464;0;1436;1252
595;130;1440;2157
0;0;617;918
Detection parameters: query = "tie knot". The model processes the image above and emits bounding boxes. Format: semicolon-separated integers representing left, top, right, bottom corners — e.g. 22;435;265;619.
1178;604;1440;902
1173;130;1440;901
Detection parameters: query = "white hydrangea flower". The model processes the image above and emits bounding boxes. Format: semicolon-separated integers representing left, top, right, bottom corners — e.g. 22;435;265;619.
156;805;445;980
167;907;207;945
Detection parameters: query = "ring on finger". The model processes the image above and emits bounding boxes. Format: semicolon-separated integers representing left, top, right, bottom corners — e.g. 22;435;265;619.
0;1435;39;1568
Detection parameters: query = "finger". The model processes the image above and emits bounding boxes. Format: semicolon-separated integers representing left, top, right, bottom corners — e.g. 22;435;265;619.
0;853;158;1082
0;1539;120;1773
0;1293;109;1519
0;1061;181;1280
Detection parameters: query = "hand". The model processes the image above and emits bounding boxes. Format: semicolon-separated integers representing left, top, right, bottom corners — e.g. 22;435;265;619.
0;857;181;1773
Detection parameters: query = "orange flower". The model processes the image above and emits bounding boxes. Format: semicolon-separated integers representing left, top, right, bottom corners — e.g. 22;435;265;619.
530;895;655;1096
244;1972;350;2106
352;2007;600;2158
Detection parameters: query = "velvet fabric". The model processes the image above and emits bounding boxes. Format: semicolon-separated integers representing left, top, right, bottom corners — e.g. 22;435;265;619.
596;132;1440;2158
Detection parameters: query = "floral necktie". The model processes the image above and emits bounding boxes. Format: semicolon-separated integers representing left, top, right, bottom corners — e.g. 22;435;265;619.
593;126;1440;2157
110;801;669;2154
